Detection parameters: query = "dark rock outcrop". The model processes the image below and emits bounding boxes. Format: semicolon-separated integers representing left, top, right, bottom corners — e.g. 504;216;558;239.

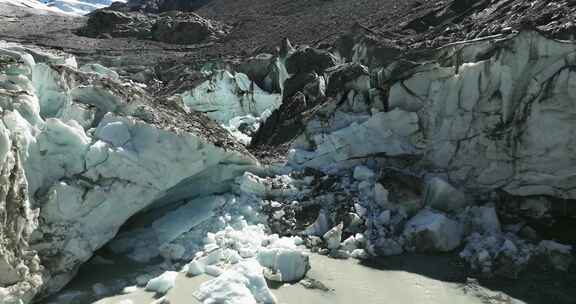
78;10;228;44
151;12;226;44
126;0;212;13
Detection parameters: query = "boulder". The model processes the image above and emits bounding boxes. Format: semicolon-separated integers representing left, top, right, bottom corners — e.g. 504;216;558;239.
80;10;135;38
151;13;217;44
80;10;228;45
145;271;178;294
403;209;463;252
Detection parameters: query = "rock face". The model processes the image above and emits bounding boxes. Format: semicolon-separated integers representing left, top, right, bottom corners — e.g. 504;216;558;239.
79;10;228;44
0;43;258;301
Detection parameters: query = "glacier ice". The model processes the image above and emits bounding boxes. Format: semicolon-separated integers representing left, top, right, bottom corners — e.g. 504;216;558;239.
180;70;281;144
0;41;260;301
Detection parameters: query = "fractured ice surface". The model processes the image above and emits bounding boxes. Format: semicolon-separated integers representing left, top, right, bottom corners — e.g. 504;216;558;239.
0;41;259;300
180;70;282;144
289;31;576;200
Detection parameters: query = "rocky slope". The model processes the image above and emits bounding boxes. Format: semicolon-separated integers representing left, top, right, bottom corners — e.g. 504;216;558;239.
0;0;575;303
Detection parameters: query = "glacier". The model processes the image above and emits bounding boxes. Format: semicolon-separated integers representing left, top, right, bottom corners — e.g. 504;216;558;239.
1;28;576;304
41;0;126;15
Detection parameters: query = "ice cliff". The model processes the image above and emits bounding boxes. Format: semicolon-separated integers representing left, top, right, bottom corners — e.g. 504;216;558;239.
288;30;576;200
0;42;259;302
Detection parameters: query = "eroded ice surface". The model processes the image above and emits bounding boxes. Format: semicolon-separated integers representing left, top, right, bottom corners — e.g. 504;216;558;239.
180;71;282;144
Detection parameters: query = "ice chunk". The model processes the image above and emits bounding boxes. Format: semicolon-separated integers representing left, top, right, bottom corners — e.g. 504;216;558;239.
303;210;331;236
194;260;277;304
341;236;357;252
323;223;343;250
145;271;178;294
258;248;310;282
350;249;369;259
353;165;375;181
200;248;223;265
205;265;225;277
403;209;463;252
122;286;139;294
236;172;297;197
373;183;390;208
186;260;206;276
423;178;469;212
79;63;120;80
95;120;131;147
150;297;170;304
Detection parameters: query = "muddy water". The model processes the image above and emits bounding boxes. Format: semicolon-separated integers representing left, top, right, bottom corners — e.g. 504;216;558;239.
88;254;506;304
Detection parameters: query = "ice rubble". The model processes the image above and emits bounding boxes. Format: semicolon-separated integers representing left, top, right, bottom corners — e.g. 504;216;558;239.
0;42;260;301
